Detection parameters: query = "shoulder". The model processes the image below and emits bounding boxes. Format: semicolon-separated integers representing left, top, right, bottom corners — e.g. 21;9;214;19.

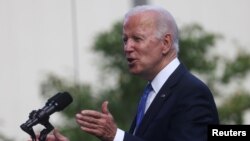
176;64;210;90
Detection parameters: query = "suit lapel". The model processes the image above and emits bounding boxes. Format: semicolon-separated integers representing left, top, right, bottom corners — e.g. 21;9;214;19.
129;116;137;134
134;63;187;136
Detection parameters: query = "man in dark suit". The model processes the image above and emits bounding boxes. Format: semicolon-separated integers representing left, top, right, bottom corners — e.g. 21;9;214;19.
43;4;219;141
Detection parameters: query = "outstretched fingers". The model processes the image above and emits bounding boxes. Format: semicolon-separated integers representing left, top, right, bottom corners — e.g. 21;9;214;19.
75;101;117;141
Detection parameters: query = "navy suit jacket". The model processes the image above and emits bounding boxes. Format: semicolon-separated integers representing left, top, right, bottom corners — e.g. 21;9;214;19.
124;63;219;141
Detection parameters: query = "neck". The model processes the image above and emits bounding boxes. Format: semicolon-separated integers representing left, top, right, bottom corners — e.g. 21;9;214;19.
143;52;177;81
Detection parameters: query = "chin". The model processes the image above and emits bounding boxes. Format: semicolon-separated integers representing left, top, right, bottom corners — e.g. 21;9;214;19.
129;68;141;75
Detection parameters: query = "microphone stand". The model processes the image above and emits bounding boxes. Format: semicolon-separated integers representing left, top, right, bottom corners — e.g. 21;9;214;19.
21;110;54;141
38;115;54;141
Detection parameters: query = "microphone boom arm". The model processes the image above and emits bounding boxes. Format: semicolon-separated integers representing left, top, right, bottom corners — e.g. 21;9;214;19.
21;109;54;141
39;115;54;141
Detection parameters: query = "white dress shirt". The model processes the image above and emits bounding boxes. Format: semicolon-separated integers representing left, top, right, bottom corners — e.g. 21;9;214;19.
113;58;180;141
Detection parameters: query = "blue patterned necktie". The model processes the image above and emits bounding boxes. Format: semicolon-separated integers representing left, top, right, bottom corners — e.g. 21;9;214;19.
136;83;152;130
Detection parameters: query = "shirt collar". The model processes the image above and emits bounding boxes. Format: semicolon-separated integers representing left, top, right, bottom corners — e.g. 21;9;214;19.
150;58;180;93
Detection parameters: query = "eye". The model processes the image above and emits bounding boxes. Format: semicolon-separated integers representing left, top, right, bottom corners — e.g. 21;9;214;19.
122;37;128;44
133;36;142;42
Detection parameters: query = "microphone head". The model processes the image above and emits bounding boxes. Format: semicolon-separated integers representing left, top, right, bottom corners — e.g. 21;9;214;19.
48;92;73;111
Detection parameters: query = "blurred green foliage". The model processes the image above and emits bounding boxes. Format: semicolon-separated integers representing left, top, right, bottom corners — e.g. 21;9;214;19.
0;133;13;141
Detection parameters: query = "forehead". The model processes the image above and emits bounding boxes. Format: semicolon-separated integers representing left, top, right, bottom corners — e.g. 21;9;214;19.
123;11;158;33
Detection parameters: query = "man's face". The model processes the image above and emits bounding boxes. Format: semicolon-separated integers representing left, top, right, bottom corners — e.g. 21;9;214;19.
123;12;166;80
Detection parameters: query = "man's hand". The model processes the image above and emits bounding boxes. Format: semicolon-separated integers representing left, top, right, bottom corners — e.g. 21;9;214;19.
27;129;69;141
75;101;117;141
46;129;70;141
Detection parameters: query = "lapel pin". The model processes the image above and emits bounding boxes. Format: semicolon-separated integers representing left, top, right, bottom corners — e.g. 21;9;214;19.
160;94;166;98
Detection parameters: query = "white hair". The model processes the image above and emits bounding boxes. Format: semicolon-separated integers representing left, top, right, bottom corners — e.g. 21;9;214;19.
125;5;179;53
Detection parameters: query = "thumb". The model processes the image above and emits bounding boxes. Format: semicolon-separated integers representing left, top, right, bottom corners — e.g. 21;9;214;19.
102;101;110;115
53;129;67;140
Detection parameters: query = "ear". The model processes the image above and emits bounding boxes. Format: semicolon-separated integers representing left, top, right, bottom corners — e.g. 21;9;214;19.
162;34;172;55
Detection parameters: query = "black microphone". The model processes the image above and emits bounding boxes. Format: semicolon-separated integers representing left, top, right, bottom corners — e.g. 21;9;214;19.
20;92;73;130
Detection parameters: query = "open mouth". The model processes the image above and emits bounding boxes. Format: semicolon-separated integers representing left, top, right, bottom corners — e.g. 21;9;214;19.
127;58;137;65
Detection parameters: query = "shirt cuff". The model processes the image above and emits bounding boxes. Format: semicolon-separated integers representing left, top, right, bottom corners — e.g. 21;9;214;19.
113;128;125;141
